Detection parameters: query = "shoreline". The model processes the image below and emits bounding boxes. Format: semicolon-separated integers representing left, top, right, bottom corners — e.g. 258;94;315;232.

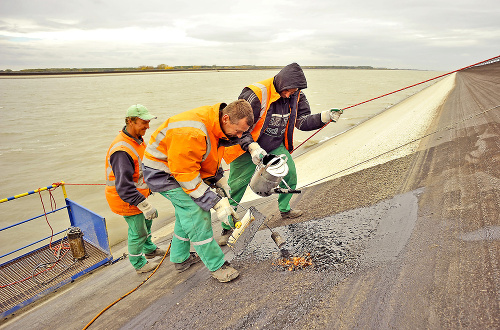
0;67;425;78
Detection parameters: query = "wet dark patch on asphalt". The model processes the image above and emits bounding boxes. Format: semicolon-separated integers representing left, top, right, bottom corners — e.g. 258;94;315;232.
234;211;378;272
234;188;422;270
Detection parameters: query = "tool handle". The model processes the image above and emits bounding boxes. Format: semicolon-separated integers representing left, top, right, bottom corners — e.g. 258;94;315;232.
273;188;302;194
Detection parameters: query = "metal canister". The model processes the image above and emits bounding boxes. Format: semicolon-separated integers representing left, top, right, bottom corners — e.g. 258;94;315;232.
67;226;87;260
249;154;289;197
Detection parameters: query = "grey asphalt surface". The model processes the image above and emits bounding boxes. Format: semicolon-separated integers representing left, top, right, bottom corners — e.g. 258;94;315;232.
1;61;499;330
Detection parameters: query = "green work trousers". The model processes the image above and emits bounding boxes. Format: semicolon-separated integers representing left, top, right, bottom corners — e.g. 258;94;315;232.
160;187;225;272
123;213;157;269
224;144;297;230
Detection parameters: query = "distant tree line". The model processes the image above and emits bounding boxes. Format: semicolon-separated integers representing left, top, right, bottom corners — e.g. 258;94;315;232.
0;64;386;75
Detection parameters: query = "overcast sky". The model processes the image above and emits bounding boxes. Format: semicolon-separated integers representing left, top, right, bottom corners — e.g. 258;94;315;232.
1;0;498;71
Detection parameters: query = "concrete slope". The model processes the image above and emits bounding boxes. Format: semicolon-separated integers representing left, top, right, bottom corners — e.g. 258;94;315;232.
1;62;499;330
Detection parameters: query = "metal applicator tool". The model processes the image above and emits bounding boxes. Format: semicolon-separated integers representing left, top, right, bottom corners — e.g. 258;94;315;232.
263;217;290;258
264;221;285;248
226;199;288;256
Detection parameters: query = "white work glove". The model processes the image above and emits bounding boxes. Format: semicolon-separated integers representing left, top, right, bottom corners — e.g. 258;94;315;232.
321;108;343;124
137;200;158;220
248;142;267;165
215;175;231;199
213;197;239;227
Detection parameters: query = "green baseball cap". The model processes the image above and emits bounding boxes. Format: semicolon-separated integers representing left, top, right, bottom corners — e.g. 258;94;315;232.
126;104;157;120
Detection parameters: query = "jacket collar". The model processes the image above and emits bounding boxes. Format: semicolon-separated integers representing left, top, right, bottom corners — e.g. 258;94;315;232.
122;126;144;145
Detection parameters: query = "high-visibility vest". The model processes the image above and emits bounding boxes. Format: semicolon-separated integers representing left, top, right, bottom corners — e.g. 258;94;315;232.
143;103;225;199
105;131;149;216
223;77;299;164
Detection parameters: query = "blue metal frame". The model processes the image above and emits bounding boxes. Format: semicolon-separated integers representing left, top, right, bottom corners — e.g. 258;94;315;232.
0;185;113;319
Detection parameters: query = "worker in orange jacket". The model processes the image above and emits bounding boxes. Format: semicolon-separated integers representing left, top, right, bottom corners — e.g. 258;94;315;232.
143;100;254;283
105;104;167;274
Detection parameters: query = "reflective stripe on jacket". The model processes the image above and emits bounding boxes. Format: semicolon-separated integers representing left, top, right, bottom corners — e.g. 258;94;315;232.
105;131;149;216
223;77;299;164
143;103;226;199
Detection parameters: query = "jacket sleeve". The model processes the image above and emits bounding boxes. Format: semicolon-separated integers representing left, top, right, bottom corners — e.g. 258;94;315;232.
110;151;146;206
295;91;325;131
238;131;255;151
239;87;262;124
237;87;261;150
191;190;221;212
166;129;220;211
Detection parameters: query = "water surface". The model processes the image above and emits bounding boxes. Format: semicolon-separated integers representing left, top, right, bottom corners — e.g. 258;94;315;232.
0;69;442;257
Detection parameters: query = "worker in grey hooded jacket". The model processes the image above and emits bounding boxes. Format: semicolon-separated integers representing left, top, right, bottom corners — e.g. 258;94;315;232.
220;63;342;245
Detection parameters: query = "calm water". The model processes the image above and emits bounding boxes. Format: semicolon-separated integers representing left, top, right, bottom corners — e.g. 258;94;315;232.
0;69;442;257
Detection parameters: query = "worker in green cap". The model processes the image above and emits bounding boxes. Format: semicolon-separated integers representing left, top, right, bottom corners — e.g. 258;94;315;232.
105;104;168;274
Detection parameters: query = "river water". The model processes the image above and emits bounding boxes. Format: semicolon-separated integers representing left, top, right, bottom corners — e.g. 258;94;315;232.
0;69;442;257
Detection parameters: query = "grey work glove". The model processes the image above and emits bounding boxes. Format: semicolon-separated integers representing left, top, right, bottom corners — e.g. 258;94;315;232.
137;200;158;220
321;108;343;124
213;197;239;227
248;142;267;165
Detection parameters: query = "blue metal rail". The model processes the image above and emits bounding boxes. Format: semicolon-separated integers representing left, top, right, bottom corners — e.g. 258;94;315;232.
0;183;69;260
0;206;68;232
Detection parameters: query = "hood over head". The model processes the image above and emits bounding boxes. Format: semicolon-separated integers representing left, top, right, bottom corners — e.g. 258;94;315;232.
273;63;307;93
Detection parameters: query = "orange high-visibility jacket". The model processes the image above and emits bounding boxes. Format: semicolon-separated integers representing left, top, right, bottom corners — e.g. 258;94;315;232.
143;103;226;199
223;77;298;164
105;131;150;216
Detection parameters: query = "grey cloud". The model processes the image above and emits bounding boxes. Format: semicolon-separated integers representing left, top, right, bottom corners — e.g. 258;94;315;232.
0;0;499;71
185;25;273;43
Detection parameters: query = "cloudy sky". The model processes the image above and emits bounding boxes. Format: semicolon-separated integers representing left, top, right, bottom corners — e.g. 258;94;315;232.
1;0;498;71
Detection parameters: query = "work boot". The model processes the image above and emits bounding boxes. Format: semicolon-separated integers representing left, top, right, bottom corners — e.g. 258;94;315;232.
280;209;303;219
211;261;239;283
136;260;160;274
145;247;169;259
175;252;201;272
218;228;233;246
